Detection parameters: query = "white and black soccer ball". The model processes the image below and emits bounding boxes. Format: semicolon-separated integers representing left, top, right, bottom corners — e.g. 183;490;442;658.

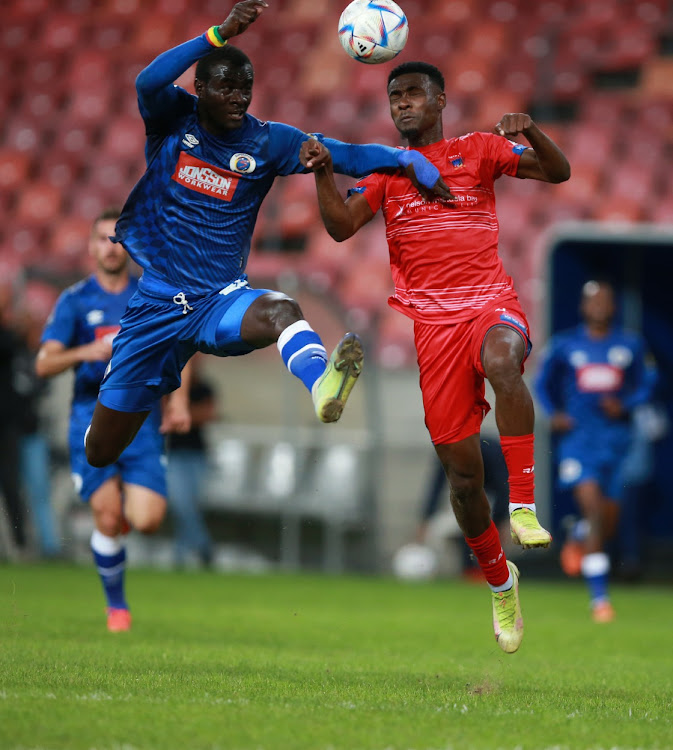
392;543;438;581
338;0;409;64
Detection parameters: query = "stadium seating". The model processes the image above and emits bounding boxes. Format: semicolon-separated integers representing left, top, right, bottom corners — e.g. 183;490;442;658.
3;0;672;365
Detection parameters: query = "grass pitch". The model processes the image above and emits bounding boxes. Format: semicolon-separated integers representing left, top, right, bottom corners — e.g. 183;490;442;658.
1;563;672;750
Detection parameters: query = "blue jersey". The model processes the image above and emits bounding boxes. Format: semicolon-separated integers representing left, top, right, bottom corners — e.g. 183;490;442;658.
535;325;652;444
114;34;408;296
42;275;140;406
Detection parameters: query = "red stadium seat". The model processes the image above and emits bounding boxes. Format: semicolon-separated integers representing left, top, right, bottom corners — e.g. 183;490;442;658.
42;14;81;51
129;14;177;56
99;116;147;159
64;89;113;125
15;182;63;226
46;216;94;268
37;153;84;190
375;305;416;370
0;150;32;191
65;50;112;90
336;257;392;328
3;224;47;267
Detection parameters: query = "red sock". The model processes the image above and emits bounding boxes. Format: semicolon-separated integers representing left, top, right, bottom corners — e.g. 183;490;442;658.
500;433;535;507
465;521;509;588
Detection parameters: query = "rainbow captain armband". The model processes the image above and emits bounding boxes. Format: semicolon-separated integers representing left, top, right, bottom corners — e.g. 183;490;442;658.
205;26;228;47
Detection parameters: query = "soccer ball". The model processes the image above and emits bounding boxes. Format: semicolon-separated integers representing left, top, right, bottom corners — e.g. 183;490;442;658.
392;543;438;581
338;0;409;65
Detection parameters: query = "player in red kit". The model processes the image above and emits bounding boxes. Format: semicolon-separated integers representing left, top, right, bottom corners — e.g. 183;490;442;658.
300;61;570;653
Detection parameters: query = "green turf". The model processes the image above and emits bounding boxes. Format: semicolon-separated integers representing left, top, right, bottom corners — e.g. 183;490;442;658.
1;563;672;750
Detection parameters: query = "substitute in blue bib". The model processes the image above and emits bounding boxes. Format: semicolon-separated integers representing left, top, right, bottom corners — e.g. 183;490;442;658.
37;208;191;633
85;0;447;471
535;279;654;623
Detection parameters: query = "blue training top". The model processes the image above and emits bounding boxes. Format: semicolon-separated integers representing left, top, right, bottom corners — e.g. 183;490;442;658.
535;324;653;442
114;33;428;295
41;276;139;406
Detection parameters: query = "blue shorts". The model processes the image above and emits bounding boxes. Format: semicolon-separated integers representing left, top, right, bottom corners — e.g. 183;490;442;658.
69;401;166;502
99;270;271;413
556;431;631;502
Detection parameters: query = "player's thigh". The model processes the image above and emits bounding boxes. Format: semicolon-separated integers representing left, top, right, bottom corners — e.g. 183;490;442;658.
414;319;488;444
87;402;151;463
240;291;305;348
196;285;276;355
472;301;532;379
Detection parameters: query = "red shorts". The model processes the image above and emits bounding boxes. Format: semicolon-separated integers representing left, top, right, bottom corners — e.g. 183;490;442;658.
413;296;532;445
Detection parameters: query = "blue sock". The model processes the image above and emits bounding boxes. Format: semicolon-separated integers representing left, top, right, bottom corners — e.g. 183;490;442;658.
91;530;128;610
277;321;328;392
581;551;610;605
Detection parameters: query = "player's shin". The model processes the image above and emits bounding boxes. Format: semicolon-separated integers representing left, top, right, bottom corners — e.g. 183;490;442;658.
465;521;510;589
277;320;328;392
90;529;129;613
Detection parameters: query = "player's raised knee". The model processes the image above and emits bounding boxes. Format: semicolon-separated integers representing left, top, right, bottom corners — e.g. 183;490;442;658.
85;429;119;468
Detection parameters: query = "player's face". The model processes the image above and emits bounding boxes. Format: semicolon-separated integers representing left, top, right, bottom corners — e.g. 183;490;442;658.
196;62;254;132
581;284;615;327
90;219;128;275
388;73;446;139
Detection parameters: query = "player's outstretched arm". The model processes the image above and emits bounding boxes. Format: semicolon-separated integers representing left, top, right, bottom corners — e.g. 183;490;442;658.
300;140;374;242
136;1;267;120
320;136;454;199
495;114;571;183
35;339;113;379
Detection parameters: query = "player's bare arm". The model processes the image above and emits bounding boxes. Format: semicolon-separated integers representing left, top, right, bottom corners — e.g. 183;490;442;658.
217;0;268;40
495;114;571;183
160;360;193;434
300;139;375;241
301;138;456;208
36;339;113;378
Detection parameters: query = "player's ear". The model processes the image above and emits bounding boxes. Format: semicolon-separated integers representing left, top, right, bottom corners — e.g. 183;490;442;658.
437;91;447;111
194;78;204;96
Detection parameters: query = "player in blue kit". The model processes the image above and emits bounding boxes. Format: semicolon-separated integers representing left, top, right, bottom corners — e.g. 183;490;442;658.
37;209;191;632
82;0;450;471
535;280;654;622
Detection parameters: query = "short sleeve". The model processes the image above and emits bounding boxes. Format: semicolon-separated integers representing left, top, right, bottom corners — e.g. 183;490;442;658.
477;131;527;180
348;172;386;215
41;290;77;347
267;122;311;176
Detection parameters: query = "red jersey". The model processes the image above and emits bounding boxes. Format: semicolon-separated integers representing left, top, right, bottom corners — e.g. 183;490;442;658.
353;132;525;324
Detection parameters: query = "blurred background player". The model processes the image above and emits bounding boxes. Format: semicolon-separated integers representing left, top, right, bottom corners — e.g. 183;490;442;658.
83;0;449;476
535;280;655;622
36;208;191;632
300;60;570;653
0;280;28;558
13;299;62;559
166;353;216;569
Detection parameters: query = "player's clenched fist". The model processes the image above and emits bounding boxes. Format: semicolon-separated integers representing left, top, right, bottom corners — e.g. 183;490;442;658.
218;0;268;40
494;113;534;137
300;138;332;171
